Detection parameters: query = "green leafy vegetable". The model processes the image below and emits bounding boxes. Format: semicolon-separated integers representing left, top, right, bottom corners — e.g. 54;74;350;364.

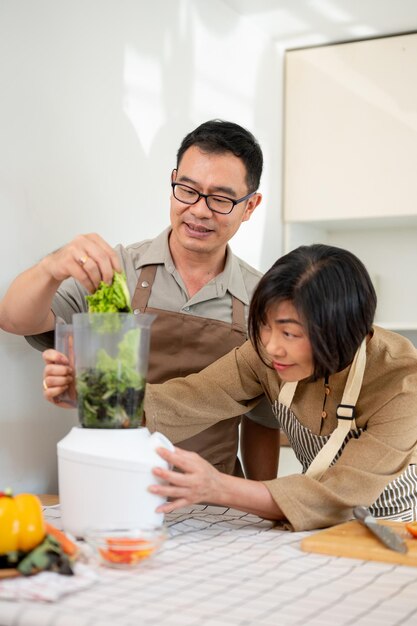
17;535;74;577
0;535;74;576
78;272;144;428
86;271;132;313
76;329;145;428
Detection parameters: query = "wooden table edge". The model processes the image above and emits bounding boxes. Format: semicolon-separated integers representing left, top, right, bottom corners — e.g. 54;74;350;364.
38;494;59;506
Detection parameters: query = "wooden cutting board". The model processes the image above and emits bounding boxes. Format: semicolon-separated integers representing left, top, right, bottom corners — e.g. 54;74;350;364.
301;520;417;566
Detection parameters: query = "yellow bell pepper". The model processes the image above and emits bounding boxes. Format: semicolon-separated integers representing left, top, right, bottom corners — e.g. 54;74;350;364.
0;489;46;555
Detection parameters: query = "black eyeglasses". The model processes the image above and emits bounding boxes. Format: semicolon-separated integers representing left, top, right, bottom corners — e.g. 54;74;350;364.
171;182;256;215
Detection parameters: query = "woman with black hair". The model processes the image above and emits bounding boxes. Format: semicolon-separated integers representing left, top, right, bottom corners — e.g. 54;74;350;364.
143;244;417;530
42;244;417;531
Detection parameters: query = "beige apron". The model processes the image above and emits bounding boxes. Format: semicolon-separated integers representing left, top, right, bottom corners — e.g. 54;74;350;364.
132;265;247;475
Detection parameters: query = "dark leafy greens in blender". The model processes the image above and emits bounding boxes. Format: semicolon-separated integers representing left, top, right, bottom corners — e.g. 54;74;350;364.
76;273;145;428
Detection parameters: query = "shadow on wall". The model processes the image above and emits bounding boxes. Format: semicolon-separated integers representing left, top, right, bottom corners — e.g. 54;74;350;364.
0;332;78;494
0;0;201;494
253;40;284;272
124;0;196;213
0;0;281;493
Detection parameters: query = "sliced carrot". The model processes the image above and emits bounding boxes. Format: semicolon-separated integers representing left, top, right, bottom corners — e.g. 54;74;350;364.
99;546;154;564
405;522;417;538
45;522;78;557
106;537;149;547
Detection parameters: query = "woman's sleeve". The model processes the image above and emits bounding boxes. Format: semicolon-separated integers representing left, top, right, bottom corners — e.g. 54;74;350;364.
144;340;268;443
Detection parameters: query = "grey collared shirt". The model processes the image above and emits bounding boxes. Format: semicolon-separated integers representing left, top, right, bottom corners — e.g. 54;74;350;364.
120;227;262;324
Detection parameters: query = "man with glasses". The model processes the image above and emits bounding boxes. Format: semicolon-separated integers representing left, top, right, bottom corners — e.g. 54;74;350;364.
0;119;278;479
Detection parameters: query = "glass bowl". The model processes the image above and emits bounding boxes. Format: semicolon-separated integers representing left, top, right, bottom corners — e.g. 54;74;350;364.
84;526;167;569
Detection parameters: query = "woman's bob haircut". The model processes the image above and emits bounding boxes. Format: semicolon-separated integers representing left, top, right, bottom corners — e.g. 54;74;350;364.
248;244;377;381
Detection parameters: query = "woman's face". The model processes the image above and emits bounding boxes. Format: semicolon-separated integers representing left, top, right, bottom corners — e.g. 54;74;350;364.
259;300;314;382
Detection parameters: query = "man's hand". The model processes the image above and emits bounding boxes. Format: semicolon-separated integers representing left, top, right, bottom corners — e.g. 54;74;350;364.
0;233;122;336
41;233;121;293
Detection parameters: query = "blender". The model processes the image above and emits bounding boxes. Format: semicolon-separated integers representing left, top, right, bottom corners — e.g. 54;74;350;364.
56;312;173;538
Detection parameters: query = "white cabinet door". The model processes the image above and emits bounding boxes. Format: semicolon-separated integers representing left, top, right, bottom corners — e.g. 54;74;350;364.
284;33;417;223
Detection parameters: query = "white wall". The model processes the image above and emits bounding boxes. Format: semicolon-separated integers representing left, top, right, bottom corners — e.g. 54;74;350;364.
2;0;417;492
0;0;281;493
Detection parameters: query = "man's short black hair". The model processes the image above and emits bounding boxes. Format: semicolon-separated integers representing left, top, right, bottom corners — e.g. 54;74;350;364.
249;244;377;381
176;119;263;193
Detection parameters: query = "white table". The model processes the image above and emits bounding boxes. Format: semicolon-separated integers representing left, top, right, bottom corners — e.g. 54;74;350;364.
1;504;417;626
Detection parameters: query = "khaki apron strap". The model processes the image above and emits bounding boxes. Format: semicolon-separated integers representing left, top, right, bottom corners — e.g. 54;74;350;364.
132;265;158;312
278;381;298;408
305;338;367;480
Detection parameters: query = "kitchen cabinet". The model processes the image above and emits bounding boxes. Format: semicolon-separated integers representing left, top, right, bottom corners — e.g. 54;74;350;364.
283;33;417;343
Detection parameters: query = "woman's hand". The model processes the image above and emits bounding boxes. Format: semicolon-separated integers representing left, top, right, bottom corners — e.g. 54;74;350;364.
150;447;224;514
42;349;76;408
151;446;286;521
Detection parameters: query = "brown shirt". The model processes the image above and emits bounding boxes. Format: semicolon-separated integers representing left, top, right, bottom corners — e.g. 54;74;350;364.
144;326;417;530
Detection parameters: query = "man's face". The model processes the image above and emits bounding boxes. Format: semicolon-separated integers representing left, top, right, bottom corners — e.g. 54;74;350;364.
169;145;261;258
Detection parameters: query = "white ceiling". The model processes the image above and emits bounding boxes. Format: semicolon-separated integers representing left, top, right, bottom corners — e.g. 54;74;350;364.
222;0;417;48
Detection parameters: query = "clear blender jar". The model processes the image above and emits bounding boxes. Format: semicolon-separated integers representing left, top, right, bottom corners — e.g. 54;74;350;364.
56;312;174;537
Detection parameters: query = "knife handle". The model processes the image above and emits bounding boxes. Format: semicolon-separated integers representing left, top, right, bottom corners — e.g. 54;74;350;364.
353;506;369;522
